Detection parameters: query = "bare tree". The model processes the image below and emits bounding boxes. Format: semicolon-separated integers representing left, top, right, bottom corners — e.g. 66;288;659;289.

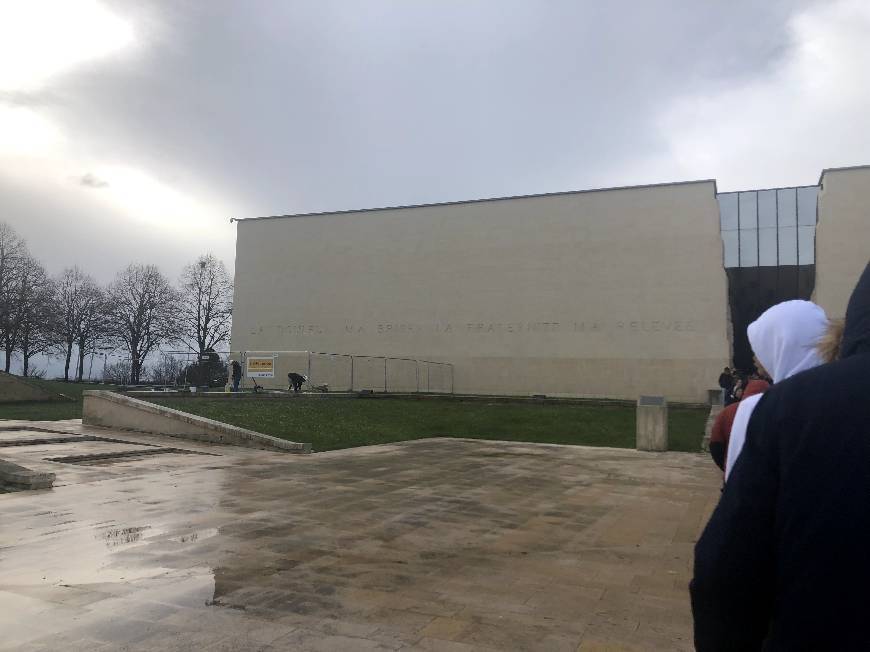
15;256;59;377
57;267;107;381
178;254;233;355
106;264;179;384
148;354;185;386
103;359;133;385
74;282;111;382
0;222;28;372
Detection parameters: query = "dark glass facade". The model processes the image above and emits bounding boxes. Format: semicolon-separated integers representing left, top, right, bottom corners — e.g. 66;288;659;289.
718;186;819;370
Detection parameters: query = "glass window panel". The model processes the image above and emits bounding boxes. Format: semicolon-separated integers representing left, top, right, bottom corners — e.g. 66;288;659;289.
758;190;777;228
722;230;739;268
777;188;797;226
798;225;815;264
718;193;738;231
779;225;797;265
738;192;758;229
758;228;778;266
797;186;819;226
739;228;758;267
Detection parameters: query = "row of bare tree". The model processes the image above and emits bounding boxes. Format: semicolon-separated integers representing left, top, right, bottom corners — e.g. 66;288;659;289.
0;222;233;384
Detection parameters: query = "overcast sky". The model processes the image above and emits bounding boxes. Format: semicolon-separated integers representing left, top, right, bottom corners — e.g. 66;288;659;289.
2;0;869;283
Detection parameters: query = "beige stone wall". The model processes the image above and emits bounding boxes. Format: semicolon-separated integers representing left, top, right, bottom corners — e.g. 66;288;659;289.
814;166;870;319
82;391;310;452
231;181;730;402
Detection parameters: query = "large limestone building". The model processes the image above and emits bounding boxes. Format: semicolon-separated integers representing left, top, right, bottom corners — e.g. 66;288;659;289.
230;165;869;403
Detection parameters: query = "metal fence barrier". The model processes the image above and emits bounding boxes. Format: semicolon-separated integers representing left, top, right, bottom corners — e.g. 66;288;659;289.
305;351;454;394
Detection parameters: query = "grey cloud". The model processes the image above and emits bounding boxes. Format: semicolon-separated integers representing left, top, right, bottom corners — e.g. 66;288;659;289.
78;173;109;188
1;0;858;287
0;90;61;107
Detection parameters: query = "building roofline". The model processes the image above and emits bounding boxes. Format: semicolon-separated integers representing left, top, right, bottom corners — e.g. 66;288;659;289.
818;164;870;186
233;178;718;223
716;183;820;195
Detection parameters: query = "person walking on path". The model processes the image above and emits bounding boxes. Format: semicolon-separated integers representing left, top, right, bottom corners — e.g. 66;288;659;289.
692;261;870;651
723;300;827;480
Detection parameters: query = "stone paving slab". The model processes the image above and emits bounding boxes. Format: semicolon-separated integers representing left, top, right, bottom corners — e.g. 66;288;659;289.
0;419;720;650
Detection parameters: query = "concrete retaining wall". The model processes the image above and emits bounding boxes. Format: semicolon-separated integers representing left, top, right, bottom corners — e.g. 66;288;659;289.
82;391;310;453
0;372;57;402
0;459;55;490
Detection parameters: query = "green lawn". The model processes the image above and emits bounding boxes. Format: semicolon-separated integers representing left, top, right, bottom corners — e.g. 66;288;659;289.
0;380;115;421
1;381;708;453
148;397;707;453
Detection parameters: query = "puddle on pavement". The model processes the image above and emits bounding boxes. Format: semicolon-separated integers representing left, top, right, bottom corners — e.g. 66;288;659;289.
168;527;219;544
98;525;152;547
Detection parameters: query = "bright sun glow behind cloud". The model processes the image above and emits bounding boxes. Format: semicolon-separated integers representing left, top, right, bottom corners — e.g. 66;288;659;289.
0;105;64;154
0;0;231;244
0;0;134;91
87;166;220;234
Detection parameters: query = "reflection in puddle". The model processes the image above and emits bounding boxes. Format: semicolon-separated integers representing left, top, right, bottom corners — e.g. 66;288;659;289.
169;528;219;544
97;525;151;547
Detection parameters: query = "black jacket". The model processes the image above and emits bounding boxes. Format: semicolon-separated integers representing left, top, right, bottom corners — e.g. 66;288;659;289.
692;261;870;651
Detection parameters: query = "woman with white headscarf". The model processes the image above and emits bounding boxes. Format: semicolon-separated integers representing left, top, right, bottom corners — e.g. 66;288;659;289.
724;300;828;480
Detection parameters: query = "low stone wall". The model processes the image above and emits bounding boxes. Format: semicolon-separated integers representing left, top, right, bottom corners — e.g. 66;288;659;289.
82;391;310;453
0;372;57;403
0;459;55;490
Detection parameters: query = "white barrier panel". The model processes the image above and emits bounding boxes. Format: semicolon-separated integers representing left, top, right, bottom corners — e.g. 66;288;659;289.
352;356;387;392
308;353;352;392
423;362;452;393
386;358;418;393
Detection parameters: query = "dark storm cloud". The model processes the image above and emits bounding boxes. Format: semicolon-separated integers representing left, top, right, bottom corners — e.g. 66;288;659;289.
49;0;811;214
3;0;865;283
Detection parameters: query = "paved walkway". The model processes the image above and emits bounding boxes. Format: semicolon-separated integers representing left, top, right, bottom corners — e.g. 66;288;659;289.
0;420;720;651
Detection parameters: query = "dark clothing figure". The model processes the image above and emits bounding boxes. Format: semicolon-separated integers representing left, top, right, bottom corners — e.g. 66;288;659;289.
724;376;745;406
718;369;735;394
287;372;306;393
231;360;242;392
692;261;870;651
709;379;768;472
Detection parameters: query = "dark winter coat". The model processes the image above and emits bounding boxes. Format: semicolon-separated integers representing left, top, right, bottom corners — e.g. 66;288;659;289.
691;261;870;651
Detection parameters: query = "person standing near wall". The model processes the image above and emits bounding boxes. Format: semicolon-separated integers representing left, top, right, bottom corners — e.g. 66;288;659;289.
691;262;870;650
708;379;769;473
231;359;242;392
723;300;828;480
717;367;735;404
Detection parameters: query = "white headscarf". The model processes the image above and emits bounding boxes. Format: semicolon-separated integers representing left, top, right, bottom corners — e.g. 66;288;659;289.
724;300;828;480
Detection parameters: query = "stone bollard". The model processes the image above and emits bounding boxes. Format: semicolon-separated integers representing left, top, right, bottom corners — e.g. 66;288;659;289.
636;395;668;452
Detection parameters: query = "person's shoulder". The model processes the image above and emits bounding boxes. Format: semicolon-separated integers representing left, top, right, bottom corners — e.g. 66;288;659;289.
719;402;739;419
754;355;870;422
772;355;865;393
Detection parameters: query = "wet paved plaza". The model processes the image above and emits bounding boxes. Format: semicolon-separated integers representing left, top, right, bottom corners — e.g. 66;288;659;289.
0;420;719;651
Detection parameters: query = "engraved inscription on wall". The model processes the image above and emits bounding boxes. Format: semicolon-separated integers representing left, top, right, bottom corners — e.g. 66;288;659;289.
251;319;699;337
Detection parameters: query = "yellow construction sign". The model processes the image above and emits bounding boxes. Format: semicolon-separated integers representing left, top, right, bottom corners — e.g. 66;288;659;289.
246;356;275;378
